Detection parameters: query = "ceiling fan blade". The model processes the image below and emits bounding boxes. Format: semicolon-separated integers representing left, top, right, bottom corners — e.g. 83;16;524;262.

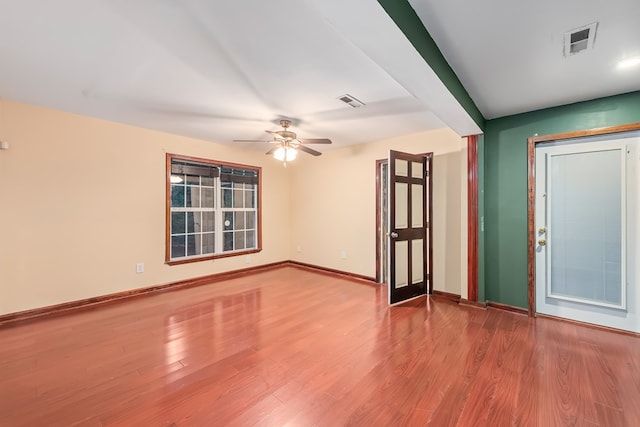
299;138;332;144
233;139;272;143
296;145;322;156
265;146;279;155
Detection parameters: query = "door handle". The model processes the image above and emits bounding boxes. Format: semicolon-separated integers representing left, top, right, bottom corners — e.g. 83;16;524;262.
390;232;399;238
538;239;546;246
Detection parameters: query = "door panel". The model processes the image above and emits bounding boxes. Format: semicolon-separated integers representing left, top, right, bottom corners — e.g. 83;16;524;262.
388;150;430;304
535;134;639;332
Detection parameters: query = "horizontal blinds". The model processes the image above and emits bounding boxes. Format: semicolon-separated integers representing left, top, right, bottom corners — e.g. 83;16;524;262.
171;163;219;178
220;173;257;185
171;160;257;185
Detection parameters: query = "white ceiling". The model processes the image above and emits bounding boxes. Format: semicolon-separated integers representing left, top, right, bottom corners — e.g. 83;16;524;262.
1;1;636;151
0;0;479;152
409;0;640;119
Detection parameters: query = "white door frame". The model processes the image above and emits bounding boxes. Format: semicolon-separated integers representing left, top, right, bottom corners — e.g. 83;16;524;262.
527;123;640;328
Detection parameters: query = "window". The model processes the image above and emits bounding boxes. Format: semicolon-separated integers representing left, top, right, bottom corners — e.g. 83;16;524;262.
166;154;261;264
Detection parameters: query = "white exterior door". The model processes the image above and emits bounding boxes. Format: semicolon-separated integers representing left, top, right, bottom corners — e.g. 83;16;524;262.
535;132;640;332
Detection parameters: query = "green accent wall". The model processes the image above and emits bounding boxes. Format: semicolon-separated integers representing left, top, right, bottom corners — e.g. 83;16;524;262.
477;134;486;302
483;91;640;308
377;0;485;131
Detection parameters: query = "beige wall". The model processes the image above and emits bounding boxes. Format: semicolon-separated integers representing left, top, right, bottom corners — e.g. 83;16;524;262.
0;99;469;316
288;130;468;297
0;99;291;315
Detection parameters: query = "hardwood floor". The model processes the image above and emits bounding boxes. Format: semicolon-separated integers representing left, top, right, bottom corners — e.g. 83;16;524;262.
1;266;639;426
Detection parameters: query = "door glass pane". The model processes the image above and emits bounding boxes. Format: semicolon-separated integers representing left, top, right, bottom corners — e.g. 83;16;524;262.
395;241;408;288
395;182;408;229
549;149;623;306
411;184;423;228
411;162;423;178
412;239;424;284
395;159;408;177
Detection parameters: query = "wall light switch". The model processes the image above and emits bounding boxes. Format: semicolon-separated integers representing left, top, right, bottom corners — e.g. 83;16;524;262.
0;141;9;150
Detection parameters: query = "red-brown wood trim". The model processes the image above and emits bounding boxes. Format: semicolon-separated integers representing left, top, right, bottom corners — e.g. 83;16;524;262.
166;248;263;266
467;135;479;301
486;301;528;316
527;122;640;318
529;122;640;144
536;313;640;337
165;153;263;265
287;260;377;284
459;298;488;309
431;290;461;303
375;158;385;283
426;153;434;295
527;136;536;317
0;261;289;327
165;153;172;263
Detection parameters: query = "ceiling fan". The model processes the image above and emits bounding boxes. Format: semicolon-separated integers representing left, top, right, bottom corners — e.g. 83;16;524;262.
233;119;332;162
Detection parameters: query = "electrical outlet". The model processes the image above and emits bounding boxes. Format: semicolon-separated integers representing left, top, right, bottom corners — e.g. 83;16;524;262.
136;263;144;274
340;250;347;259
245;255;251;264
296;245;302;253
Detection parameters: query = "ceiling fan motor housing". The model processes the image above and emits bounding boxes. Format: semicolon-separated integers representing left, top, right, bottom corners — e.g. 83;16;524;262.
278;130;296;140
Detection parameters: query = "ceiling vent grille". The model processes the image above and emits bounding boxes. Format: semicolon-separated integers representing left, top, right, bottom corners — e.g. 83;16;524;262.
564;22;598;57
338;94;365;108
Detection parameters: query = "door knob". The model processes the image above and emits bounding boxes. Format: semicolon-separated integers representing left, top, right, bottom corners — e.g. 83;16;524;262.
538;239;546;246
390;232;399;238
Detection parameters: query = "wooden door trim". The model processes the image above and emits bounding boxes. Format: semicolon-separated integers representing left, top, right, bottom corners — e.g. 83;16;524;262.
426;153;434;294
527;122;640;317
375;159;385;283
466;135;479;301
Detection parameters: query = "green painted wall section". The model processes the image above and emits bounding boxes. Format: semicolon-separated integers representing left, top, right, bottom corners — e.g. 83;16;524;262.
377;0;485;131
477;134;485;302
483;91;640;308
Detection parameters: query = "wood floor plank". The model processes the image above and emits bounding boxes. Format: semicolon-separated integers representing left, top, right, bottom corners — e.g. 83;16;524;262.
1;266;639;425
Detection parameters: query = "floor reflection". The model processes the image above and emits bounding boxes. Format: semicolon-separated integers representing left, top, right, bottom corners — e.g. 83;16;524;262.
164;288;262;366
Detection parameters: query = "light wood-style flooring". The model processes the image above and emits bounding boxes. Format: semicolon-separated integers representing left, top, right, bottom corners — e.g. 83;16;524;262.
1;266;639;426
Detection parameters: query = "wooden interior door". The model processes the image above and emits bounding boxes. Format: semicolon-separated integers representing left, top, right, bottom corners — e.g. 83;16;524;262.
388;150;431;304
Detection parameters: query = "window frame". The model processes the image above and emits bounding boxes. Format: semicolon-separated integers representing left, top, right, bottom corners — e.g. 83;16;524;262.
165;153;262;265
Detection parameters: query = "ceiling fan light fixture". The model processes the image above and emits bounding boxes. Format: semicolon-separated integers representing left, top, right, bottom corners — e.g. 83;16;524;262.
274;146;297;162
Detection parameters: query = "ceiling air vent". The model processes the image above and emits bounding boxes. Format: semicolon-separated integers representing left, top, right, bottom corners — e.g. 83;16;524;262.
564;22;598;57
338;94;365;108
